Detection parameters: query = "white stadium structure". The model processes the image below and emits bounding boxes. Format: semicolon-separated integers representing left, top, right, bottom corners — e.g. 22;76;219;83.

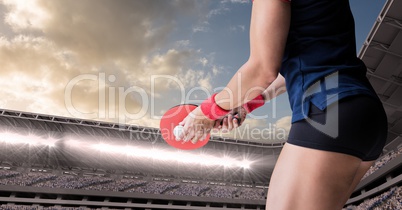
0;0;401;209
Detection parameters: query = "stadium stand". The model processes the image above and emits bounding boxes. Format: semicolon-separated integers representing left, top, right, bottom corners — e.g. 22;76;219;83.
165;183;210;197
344;186;402;210
237;188;266;200
362;147;402;179
33;175;113;190
202;186;238;199
0;170;20;179
126;181;179;194
82;179;147;192
0;204;90;210
0;169;266;201
0;168;268;209
0;205;86;210
0;172;57;187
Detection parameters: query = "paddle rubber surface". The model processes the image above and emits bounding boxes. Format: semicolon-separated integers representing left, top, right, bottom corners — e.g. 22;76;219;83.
160;104;210;150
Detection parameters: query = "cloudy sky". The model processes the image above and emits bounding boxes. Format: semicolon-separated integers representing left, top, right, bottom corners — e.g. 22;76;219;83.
0;0;386;141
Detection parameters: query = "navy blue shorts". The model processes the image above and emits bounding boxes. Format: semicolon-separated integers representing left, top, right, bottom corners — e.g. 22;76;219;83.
288;95;388;161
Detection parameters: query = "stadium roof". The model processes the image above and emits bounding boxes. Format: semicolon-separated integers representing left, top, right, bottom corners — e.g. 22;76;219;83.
359;0;402;152
0;108;284;148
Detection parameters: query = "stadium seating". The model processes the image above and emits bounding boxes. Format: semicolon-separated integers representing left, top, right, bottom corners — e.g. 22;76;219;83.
33;175;113;189
344;186;402;210
0;170;267;201
237;187;266;200
0;172;56;186
82;179;147;191
202;185;238;199
0;147;399;208
0;170;20;179
164;183;211;196
126;181;180;194
0;205;86;210
362;147;402;179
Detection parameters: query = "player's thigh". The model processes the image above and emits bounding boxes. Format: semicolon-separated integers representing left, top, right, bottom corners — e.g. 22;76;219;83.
341;161;375;205
266;143;362;210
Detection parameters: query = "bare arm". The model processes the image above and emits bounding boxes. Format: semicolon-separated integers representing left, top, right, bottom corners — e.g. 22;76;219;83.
179;0;290;142
262;73;286;101
219;74;286;131
215;0;290;109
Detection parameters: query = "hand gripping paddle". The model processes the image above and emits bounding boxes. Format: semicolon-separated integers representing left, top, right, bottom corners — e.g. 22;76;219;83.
159;104;210;150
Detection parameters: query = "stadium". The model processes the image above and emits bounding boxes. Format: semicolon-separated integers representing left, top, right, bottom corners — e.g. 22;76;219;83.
0;0;401;210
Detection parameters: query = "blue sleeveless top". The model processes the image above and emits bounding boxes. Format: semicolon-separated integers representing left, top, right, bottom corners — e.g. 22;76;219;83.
280;0;378;123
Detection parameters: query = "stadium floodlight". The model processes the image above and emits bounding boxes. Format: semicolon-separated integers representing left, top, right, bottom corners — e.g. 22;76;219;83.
0;132;58;147
41;137;58;147
66;139;82;147
238;160;251;169
90;143;252;169
0;132;26;144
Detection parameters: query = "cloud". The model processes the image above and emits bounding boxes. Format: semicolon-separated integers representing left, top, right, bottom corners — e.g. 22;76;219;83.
175;40;191;48
274;116;292;133
199;58;208;66
0;0;220;127
230;25;246;32
207;0;250;19
192;1;232;34
192;0;250;34
207;7;230;19
212;66;221;76
2;0;49;31
192;25;209;33
0;35;72;114
1;0;200;70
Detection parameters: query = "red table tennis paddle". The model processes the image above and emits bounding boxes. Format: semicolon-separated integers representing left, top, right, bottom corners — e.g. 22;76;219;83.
160;104;210;150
